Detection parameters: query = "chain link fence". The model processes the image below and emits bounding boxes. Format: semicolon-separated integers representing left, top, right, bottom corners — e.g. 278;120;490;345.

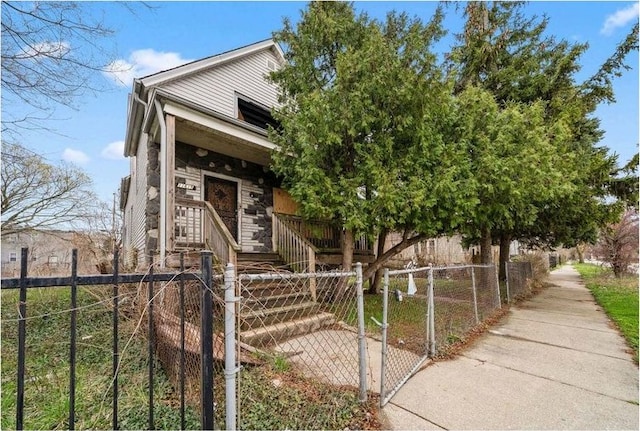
235;265;368;429
505;261;533;302
379;264;501;406
379;268;430;406
5;248;544;429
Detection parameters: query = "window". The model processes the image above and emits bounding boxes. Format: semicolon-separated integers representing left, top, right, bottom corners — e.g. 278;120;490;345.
48;255;59;266
236;95;279;130
9;252;17;262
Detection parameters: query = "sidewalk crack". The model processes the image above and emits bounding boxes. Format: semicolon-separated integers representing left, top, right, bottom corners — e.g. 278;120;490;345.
386;402;449;430
460;353;637;404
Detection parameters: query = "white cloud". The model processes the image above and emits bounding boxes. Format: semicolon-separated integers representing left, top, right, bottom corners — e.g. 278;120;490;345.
62;148;90;165
101;141;125;160
601;3;639;35
103;49;193;86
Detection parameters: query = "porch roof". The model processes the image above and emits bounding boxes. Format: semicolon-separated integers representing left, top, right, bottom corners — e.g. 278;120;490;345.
124;39;284;160
143;90;275;166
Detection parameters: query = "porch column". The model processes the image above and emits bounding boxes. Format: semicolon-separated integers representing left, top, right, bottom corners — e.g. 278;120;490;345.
158;104;176;267
165;114;176;254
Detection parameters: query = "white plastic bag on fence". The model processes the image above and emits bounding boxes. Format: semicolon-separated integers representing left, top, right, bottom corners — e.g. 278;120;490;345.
407;273;417;296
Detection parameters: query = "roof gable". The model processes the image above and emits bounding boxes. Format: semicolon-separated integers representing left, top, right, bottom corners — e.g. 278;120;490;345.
156;48;281;118
139;39;284;88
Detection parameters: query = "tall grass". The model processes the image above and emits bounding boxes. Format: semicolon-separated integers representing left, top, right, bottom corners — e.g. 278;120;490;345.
1;286;200;430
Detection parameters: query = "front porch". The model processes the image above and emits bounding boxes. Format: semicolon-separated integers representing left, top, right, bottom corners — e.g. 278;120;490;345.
171;197;374;270
143;92;373;271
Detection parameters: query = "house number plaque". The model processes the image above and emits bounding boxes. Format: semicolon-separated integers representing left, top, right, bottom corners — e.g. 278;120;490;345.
177;183;196;191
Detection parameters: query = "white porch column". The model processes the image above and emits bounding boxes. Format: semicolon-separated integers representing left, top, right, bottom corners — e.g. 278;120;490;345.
156;101;175;267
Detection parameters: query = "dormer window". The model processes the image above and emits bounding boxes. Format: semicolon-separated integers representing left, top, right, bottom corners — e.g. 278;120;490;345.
236;95;279;131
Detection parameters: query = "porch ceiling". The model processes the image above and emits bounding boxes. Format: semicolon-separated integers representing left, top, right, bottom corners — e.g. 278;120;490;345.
175;117;273;167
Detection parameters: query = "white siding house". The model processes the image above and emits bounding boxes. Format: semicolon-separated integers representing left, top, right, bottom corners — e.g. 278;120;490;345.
120;39;289;269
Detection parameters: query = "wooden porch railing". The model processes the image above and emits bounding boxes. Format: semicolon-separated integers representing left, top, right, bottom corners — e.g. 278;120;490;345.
174;198;240;266
274;214;371;253
273;213;317;300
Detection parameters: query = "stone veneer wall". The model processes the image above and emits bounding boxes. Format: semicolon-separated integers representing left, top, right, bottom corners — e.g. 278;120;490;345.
174;142;279;252
145;142;160;259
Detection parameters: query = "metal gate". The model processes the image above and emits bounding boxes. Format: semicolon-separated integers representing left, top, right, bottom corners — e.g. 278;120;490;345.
378;264;502;406
379;266;433;406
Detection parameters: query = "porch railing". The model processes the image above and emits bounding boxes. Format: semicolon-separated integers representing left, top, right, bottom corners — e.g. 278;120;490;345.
174;198;240;266
272;213;317;300
274;214;371;253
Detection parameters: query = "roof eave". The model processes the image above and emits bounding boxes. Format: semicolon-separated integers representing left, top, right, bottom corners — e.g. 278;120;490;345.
124;80;145;157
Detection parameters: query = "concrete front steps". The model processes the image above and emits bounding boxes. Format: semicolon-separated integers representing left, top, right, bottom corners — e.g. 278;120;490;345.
164;250;337;348
240;312;336;348
237;253;335;348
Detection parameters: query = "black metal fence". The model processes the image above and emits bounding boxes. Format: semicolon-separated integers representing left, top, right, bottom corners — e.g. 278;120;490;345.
1;248;219;431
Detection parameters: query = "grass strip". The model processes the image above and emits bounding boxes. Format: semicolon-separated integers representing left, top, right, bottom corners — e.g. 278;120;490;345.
573;263;639;363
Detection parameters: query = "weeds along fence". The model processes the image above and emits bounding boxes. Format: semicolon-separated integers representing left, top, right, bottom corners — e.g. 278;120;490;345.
1;248;369;431
506;261;534;302
1;248;222;430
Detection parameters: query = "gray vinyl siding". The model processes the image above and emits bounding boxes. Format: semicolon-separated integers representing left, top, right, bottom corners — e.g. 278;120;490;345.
124;133;149;270
158;49;280;118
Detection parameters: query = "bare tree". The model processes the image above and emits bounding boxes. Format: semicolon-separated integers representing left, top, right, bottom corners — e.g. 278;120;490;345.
594;209;639;277
73;197;123;273
1;1;147;140
1;142;97;236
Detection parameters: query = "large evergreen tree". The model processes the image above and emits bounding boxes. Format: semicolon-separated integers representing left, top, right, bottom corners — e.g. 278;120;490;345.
269;2;473;282
449;1;638;278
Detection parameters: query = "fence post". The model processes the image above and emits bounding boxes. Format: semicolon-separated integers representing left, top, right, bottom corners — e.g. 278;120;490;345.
470;266;479;324
179;253;186;431
494;264;502;309
355;262;367;402
505;262;511;303
428;266;435;357
112;249;120;430
200;251;215;431
147;256;155;430
224;263;237;431
69;249;78;430
380;268;389;406
16;247;28;430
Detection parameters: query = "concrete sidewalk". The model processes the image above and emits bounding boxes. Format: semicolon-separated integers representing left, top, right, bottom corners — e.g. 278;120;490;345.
382;265;639;430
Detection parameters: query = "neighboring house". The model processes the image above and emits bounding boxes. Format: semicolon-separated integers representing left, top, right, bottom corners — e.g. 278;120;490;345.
384;234;526;268
384;233;472;267
1;230;107;276
120;39;373;271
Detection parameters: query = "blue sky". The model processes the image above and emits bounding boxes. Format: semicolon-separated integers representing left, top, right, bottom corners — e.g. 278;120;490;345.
8;1;639;203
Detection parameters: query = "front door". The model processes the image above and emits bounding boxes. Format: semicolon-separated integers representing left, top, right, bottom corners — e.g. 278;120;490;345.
205;176;238;241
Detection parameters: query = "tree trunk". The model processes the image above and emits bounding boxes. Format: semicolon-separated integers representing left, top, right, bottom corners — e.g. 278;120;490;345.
336;228;355;301
498;233;511;281
368;229;388;294
370;269;384;294
341;228;354;271
576;243;585;264
480;227;493;264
